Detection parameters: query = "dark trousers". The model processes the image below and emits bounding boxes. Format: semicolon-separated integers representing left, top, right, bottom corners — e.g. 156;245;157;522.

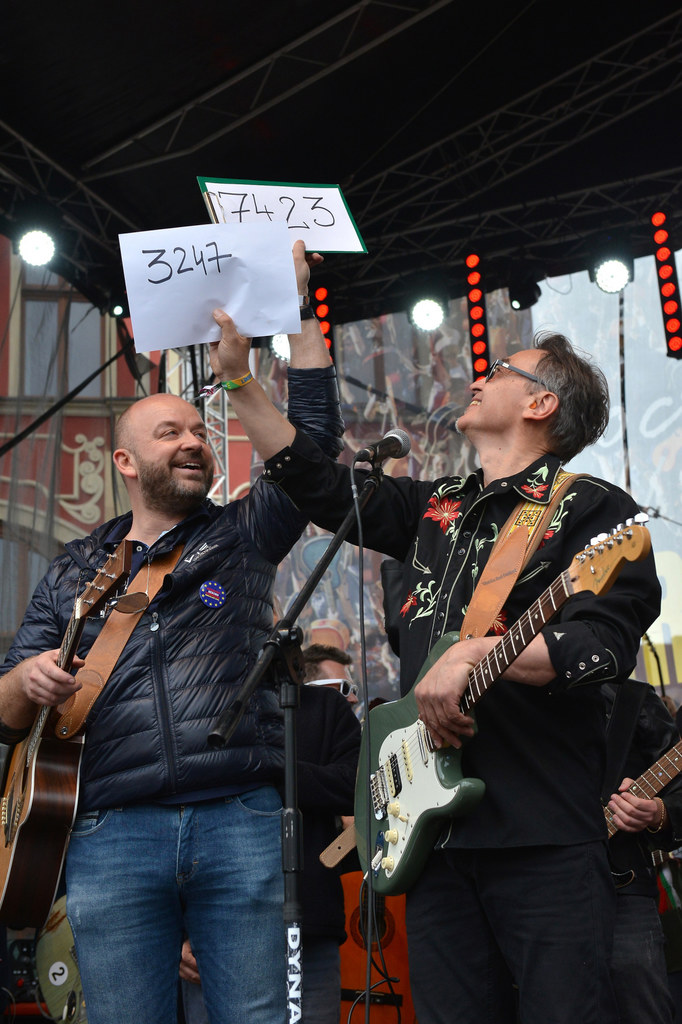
611;893;674;1024
405;843;618;1024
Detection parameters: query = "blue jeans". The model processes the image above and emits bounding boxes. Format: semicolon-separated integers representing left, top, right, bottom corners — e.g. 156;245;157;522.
66;789;286;1024
182;939;340;1024
611;893;674;1024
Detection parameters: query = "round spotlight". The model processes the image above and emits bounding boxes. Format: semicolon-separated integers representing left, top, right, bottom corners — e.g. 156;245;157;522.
18;229;56;267
271;333;290;362
410;298;445;331
593;258;631;294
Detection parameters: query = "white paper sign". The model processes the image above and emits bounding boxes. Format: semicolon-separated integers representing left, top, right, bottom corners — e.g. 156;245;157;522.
118;221;300;353
197;177;366;254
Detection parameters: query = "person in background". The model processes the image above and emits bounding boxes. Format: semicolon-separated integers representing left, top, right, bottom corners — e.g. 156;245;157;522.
302;641;359;707
0;242;343;1024
604;681;682;1024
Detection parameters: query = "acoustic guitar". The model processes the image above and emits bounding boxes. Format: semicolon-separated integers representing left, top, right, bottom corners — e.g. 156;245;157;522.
0;542;131;928
354;518;651;895
339;870;416;1023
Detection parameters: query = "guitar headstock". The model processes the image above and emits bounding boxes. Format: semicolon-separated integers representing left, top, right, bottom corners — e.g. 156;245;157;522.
74;540;133;620
568;514;651;596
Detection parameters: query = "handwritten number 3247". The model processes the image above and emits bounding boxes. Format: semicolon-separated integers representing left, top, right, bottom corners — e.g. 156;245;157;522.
143;243;233;285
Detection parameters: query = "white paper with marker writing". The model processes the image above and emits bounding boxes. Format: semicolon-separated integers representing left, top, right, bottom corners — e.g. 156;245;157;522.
119;221;299;353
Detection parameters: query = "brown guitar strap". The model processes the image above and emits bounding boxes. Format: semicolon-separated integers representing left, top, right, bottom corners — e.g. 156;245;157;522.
53;542;184;740
459;470;585;640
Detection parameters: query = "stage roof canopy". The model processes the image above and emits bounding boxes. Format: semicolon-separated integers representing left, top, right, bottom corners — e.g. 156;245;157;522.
2;2;682;324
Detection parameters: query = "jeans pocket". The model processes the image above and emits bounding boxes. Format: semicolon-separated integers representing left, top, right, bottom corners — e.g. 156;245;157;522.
232;785;283;817
70;808;114;837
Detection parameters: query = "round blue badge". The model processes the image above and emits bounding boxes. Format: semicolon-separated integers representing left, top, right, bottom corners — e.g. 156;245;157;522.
199;580;227;609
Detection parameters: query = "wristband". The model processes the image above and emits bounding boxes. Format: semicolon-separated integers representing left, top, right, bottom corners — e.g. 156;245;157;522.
299;294;310;307
300;304;318;321
647;797;668;833
220;371;254;391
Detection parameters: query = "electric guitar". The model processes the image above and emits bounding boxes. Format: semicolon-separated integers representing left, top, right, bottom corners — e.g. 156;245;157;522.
604;737;682;839
355;517;651;895
0;542;131;928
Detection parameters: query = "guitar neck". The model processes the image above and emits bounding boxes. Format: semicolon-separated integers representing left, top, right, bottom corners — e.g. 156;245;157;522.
57;606;86;674
460;569;574;714
605;738;682;838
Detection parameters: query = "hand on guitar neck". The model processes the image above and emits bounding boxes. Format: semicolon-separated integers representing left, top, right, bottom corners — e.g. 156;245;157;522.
607;776;668;834
415;631;554;750
0;649;84;731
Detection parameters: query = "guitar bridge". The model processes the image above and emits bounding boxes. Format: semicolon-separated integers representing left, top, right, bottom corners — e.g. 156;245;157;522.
370;768;389;820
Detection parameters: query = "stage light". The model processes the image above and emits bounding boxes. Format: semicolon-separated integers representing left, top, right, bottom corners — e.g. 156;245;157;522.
509;280;541;311
271;333;290;361
17;228;56;267
650;211;682;359
409;297;446;331
465;253;490;380
589;235;634;294
592;258;632;293
110;297;129;318
313;286;334;357
12;198;63;268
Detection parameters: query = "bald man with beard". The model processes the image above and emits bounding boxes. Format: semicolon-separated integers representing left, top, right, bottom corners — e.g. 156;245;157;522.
0;243;343;1024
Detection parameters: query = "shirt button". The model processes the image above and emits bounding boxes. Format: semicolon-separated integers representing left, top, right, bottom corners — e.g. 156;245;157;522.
578;662;586;670
438;611;445;620
566;671;572;678
463;531;471;538
500;481;508;487
457;548;466;556
592;655;600;662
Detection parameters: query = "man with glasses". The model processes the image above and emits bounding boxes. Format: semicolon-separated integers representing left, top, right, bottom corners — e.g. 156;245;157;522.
205;319;661;1024
303;642;359;706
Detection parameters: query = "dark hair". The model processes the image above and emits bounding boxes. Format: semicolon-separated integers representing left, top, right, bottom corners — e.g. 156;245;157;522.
302;643;351;682
532;332;610;462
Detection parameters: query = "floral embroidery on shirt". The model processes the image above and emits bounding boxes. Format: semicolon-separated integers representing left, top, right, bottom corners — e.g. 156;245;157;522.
519;465;549;500
538;491;579;548
423;495;462;535
401;579;439;625
520;481;549;500
491;609;508;635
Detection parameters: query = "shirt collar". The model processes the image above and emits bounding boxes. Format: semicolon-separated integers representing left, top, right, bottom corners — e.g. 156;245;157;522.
474;454;564;505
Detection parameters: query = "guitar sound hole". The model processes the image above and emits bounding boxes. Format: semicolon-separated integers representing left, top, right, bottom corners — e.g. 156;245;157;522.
349;895;396;951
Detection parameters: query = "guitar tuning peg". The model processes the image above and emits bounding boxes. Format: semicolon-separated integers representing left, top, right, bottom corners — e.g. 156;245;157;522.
634;511;649;524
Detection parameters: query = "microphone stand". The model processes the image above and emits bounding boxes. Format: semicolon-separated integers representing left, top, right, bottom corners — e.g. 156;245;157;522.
207;463;387;1022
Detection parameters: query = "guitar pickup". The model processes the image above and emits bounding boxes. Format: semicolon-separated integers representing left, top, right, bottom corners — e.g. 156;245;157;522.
384;752;402;798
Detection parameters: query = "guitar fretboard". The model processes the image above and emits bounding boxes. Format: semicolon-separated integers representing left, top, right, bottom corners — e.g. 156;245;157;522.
460;569;574;714
604;739;682;838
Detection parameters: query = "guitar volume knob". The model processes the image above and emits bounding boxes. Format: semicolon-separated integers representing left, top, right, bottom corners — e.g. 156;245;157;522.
384;829;399;844
381;856;395;872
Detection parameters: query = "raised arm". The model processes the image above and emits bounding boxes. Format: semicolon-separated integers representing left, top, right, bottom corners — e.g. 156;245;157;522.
208;239;332;461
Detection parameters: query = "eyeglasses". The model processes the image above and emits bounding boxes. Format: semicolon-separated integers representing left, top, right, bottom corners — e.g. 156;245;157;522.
305;678;359;698
485;359;546;388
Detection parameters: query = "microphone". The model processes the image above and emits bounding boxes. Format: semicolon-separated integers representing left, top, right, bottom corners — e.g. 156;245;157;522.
354;428;411;465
